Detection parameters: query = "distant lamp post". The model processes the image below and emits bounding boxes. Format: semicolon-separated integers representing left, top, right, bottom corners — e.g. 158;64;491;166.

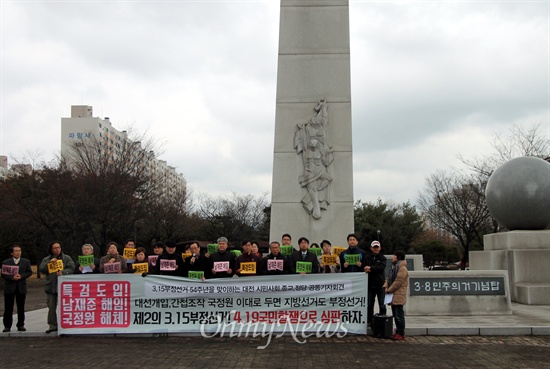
377;230;380;240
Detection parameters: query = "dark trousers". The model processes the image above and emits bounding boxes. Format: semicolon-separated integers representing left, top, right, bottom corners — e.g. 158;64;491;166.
3;289;26;329
46;293;58;329
391;305;405;336
368;287;387;324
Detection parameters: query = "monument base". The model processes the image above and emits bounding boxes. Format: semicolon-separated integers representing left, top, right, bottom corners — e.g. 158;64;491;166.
470;230;550;305
406;270;512;316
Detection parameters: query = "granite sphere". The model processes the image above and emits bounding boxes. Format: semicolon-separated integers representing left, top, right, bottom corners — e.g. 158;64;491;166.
485;156;550;230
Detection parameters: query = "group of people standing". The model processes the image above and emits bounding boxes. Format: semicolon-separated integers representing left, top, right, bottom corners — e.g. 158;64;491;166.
2;233;409;339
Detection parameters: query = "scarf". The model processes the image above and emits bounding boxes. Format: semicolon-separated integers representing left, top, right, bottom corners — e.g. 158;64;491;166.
387;260;401;287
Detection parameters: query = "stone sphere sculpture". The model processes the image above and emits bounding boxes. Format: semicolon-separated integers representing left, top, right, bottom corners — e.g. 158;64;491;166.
485;156;550;230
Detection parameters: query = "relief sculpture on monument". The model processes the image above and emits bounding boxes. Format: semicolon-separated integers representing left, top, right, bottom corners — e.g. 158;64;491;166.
293;99;334;220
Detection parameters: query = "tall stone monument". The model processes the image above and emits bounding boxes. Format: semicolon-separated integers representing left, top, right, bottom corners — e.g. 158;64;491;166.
269;0;354;246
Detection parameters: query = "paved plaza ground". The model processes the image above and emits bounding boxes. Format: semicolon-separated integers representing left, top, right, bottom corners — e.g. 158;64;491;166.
0;335;549;368
1;282;549;368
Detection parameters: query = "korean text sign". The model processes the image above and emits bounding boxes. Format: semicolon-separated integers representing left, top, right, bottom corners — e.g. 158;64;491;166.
58;273;368;335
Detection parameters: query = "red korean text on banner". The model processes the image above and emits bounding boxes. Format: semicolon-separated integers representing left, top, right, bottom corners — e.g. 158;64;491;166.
60;281;131;329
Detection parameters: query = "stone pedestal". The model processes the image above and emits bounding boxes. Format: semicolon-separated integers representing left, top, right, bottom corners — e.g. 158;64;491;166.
406;270;512;316
269;0;354;245
470;230;550;304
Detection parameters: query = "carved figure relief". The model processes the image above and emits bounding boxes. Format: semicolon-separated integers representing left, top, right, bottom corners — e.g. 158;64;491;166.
293;99;334;219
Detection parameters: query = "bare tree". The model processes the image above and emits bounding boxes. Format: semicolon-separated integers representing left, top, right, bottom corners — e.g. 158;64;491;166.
458;122;550;179
144;186;196;243
61;131;166;249
418;123;549;264
418;170;493;269
197;192;269;242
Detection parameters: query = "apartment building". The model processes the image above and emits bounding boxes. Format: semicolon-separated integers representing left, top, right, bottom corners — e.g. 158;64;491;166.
61;105;186;200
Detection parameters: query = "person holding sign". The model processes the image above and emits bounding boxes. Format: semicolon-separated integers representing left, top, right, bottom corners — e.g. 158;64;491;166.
289;237;319;274
384;250;409;341
74;244;100;274
39;241;75;333
234;240;260;277
319;240;340;273
259;241;289;275
99;242;128;274
131;247;149;275
184;242;210;280
339;234;367;273
123;239;136;270
209;237;235;279
155;240;184;277
2;245;33;333
148;241;165;271
364;240;387;327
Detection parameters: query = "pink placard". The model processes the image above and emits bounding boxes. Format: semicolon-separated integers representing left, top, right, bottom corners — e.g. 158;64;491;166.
213;261;230;272
267;259;284;271
160;259;176;271
104;262;121;274
1;264;19;276
148;255;159;267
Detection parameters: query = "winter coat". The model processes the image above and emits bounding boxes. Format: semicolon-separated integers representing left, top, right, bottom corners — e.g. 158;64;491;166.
39;253;75;294
2;257;33;294
99;254;128;273
209;251;236;278
260;253;290;275
364;252;387;288
384;260;409;305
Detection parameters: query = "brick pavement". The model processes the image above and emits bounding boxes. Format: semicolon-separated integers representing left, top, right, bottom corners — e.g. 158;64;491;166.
0;335;548;368
2;282;550;368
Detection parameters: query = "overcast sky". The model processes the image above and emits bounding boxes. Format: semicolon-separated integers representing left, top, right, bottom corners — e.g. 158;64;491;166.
1;0;548;207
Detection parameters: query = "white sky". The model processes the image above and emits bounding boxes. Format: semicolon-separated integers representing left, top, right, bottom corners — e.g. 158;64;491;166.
1;0;548;206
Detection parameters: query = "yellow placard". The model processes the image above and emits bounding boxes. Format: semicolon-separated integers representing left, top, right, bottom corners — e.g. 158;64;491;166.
240;261;257;274
133;262;149;274
322;254;338;266
47;259;64;274
123;248;136;259
332;247;347;257
181;252;192;260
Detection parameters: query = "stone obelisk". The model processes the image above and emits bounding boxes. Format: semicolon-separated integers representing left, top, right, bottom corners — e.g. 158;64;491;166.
270;0;354;246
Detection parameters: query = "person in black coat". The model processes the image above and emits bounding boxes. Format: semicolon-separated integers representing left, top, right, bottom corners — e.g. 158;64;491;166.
2;245;33;332
154;240;184;277
289;237;319;274
364;240;387;326
184;242;211;279
260;241;290;275
208;237;235;278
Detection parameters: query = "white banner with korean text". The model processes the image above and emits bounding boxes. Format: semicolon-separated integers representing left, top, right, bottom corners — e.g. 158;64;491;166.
58;273;368;335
